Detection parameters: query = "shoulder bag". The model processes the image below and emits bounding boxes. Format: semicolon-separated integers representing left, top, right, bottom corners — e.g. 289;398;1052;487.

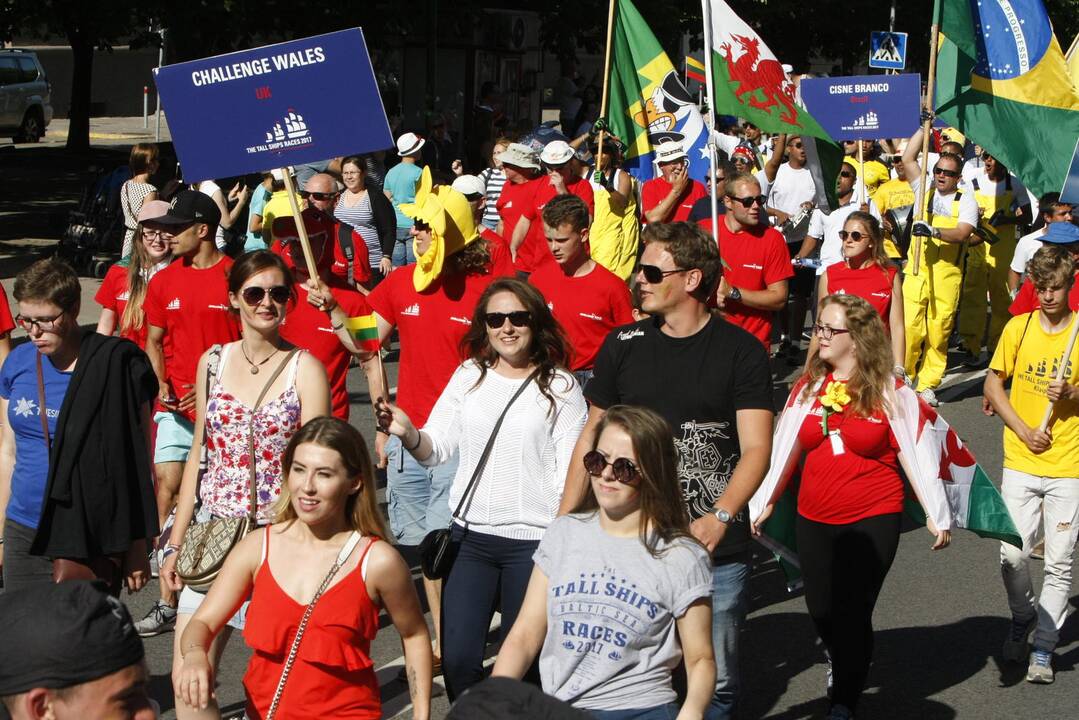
419;368;540;579
176;346;299;592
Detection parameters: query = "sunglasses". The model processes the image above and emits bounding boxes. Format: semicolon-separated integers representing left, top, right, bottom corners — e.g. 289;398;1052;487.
300;191;339;201
637;264;688;284
981;152;992;161
484;310;531;329
790;142;804;149
933;166;960;178
813;323;851;340
838;230;867;241
583;450;640;484
839;171;855;179
710;175;727;184
241;285;291;306
726;194;768;208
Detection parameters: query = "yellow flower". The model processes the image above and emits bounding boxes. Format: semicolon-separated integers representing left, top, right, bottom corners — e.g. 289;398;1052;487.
820;381;851;413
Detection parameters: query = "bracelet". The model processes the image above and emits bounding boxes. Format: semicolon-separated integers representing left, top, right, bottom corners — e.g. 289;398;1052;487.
181;643;207;659
331;321;344;331
405;429;422;452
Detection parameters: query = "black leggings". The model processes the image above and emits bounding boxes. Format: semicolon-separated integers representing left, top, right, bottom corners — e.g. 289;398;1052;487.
796;512;901;711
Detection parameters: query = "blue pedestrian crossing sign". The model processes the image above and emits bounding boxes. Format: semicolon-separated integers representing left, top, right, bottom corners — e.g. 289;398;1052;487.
869;31;907;70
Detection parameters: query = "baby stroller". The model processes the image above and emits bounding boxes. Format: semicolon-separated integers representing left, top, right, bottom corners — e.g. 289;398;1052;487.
58;164;130;278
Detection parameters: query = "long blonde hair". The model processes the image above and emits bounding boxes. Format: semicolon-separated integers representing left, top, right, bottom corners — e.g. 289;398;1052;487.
120;222;169;336
801;294;893;417
273;417;388;537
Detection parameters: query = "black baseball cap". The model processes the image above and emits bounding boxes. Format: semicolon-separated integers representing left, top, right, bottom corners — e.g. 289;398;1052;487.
151;189;222;226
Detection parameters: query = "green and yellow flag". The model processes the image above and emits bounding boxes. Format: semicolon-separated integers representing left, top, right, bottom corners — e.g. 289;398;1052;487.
934;0;1079;196
344;313;381;353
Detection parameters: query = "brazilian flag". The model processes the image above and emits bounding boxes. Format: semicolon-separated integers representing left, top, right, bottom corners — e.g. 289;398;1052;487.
935;0;1079;196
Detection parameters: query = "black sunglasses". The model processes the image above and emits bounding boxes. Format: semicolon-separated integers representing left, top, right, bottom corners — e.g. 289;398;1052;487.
790;142;804;149
839;171;855;178
726;194;768;208
241;285;291;306
637;264;688;284
583;450;640;484
933;166;960;178
838;230;867;241
484;310;531;329
300;190;339;201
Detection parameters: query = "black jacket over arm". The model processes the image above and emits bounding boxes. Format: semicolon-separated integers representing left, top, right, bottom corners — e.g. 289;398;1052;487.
368;183;398;258
31;331;160;559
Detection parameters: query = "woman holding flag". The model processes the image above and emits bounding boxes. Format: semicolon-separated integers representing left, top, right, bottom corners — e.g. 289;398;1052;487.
751;294;950;720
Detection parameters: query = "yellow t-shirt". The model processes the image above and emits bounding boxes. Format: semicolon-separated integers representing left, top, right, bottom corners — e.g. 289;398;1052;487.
874;178;914;258
844;156;890;202
262;190;304;246
990;311;1079;477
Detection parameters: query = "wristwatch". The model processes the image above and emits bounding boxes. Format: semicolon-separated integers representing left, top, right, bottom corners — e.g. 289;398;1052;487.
712;508;732;524
727;287;742;302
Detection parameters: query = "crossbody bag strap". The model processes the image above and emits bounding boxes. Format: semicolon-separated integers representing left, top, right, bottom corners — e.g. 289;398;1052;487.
35;353;50;453
246;348;300;522
450;367;541;523
265;530;363;720
194;345;223;510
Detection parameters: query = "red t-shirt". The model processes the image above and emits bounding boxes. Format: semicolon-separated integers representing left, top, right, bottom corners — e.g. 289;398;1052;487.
825;262;898;327
529;261;633;370
95;264;149;348
516;176;595;274
796;380;905;525
641;177;708;223
1009;273;1079;315
497;178;540;270
280;281;369;420
481;228;515;277
329;220;373;286
145;256;241;421
0;283;16;336
368;267;498;427
716;221;793;348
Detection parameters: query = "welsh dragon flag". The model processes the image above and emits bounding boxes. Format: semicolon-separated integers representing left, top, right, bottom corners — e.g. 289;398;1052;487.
703;0;842;208
749;380;1022;588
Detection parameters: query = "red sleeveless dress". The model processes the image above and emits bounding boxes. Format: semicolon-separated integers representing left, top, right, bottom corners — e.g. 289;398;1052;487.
243;527;382;719
825;261;898;328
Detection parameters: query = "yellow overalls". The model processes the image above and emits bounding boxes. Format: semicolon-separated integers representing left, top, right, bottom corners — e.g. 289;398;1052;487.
957;175;1018;353
589;171;640;281
903;189;965;391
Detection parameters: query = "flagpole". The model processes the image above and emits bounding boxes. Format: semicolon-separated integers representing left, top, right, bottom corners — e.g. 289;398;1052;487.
858;140;866;205
280;169;321;279
911;17;941;277
1039;317;1079;432
701;0;721;253
596;0;617;173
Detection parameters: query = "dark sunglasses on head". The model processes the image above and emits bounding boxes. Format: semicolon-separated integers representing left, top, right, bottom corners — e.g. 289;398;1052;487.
726;194;768;208
583;450;640;484
839;171;855;179
241;285;291;306
637;264;688;284
484;310;531;329
933;166;960;178
838;230;867;241
300;190;339;201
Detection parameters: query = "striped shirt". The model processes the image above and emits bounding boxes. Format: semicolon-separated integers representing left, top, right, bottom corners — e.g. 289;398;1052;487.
479;167;507;230
334;191;381;268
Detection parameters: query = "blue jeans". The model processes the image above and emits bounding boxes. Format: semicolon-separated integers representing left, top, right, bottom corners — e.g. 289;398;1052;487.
588;704;679;719
385;434;458;545
573;368;594;390
706;554;749;720
391;227;416;267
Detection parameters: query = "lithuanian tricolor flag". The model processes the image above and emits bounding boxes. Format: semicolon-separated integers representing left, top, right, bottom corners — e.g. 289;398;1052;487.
685;55;706;84
344;314;381;352
934;0;1079;196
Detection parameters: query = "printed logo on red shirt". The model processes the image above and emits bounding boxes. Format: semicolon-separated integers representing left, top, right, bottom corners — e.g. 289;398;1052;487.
743;263;763;270
579;312;603;321
166;298;181;310
402;303;420;316
450;316;471;325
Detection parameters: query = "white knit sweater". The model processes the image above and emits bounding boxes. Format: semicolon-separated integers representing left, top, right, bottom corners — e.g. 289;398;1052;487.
420;360;588;540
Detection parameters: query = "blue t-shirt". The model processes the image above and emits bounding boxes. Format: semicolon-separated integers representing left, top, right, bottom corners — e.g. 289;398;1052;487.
384;162;423;229
244;185;271;252
0;343;73;529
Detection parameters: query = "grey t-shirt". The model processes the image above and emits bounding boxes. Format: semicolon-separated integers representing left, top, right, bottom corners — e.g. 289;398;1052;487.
534;514;712;711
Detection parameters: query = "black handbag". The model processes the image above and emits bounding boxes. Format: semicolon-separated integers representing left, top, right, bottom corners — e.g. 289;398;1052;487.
419;368;539;579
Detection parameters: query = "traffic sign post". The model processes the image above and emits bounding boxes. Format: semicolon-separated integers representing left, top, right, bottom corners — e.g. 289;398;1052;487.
870;30;907;70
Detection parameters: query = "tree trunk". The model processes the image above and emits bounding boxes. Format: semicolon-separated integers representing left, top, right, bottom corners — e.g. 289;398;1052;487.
65;37;94;153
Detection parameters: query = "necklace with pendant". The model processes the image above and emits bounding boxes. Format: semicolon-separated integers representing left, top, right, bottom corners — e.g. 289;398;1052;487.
240;342;280;374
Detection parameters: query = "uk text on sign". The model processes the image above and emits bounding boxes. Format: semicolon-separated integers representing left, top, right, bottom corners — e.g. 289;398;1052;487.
800;74;920;141
869;31;907;71
154;28;392;182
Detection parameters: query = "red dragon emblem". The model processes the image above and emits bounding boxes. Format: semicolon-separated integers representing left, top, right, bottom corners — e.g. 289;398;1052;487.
720;34;801;126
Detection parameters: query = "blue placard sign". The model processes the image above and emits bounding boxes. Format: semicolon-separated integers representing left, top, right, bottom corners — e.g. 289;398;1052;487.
799;74;921;141
869;31;907;70
154;28;392;182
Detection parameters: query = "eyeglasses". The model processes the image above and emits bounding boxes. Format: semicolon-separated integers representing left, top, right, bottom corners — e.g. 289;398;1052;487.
300;191;339;201
484;310;531;329
141;229;171;240
240;285;291;306
980;152;992;161
932;166;960;178
637;264;688;284
813;323;851;340
839;171;855;179
726;194;768;208
16;311;64;333
838;230;867;241
583;450;640;484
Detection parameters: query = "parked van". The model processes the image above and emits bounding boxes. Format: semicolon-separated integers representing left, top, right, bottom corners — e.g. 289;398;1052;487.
0;49;53;142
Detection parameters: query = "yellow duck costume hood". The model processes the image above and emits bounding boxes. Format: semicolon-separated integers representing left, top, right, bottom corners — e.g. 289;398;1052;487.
399;167;480;291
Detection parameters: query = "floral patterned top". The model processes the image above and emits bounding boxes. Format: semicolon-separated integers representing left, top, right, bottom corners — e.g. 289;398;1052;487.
200;344;303;522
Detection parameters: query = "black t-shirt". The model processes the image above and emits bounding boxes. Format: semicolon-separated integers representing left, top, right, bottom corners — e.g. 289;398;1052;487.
586;315;773;555
687;196;726;226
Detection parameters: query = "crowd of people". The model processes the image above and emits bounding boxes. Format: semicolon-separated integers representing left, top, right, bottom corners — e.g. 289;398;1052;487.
0;91;1076;720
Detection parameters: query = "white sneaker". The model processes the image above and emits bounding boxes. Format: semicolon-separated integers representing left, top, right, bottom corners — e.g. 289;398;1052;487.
919;388;939;407
1026;649;1054;684
134;600;177;637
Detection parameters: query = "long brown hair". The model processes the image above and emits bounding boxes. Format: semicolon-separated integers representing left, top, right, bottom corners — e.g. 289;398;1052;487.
273;417;388;537
801;294;893;417
571;405;696;557
460;277;571;414
121;223;171;336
